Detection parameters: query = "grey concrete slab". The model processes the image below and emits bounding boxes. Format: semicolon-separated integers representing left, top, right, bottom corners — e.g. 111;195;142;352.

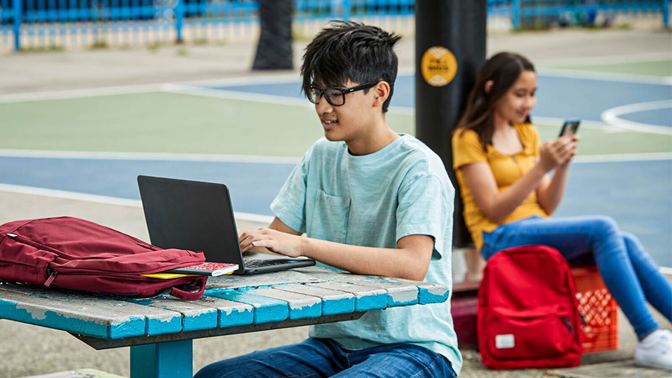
549;360;671;378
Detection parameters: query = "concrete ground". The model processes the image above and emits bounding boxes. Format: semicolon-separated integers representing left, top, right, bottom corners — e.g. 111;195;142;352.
0;27;671;377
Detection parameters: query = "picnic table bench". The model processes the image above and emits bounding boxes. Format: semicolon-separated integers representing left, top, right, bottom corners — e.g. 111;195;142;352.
0;266;450;378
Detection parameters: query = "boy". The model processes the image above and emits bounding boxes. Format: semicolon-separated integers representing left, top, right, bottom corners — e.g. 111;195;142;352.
195;21;462;378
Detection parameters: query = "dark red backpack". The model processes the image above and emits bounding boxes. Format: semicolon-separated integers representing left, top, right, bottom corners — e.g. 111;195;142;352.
478;245;583;369
0;217;208;300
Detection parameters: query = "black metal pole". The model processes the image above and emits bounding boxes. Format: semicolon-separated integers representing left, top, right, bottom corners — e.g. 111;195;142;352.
253;0;293;70
415;0;487;247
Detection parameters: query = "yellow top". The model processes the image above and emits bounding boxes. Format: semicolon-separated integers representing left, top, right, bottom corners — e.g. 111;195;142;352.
452;123;549;251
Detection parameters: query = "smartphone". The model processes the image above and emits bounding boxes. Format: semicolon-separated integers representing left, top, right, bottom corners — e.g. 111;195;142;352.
559;120;580;137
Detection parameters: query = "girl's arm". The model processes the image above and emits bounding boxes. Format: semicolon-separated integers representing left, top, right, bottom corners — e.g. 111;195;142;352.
461;136;577;223
461;161;547;223
536;135;578;214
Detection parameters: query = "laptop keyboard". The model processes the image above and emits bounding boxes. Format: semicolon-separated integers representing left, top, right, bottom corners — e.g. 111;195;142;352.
244;259;293;268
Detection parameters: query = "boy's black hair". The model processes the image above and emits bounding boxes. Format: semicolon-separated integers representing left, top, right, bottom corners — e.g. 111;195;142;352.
301;21;401;113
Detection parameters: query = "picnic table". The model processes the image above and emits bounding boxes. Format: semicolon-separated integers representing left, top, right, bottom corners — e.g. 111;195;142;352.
0;266;450;378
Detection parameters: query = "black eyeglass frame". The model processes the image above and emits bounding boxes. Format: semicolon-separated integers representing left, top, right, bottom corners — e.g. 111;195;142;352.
308;81;382;106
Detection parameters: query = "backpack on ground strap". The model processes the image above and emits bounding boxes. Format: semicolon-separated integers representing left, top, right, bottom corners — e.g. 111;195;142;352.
0;216;207;300
477;244;583;369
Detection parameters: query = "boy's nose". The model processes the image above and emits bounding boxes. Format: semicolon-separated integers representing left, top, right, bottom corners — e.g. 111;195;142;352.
315;96;333;113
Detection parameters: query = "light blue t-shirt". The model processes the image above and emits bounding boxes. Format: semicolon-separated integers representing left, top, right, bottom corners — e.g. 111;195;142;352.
270;134;462;374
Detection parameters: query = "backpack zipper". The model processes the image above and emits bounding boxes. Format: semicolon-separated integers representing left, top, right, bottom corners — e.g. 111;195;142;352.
6;233;65;255
562;316;574;333
44;269;58;287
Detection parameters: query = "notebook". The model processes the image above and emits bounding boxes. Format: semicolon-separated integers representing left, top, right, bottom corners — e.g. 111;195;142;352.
137;175;316;275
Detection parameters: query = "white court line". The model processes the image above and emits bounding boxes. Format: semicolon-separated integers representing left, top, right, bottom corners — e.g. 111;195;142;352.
532;116;617;132
0;184;142;207
0;183;274;225
0;149;301;164
535;52;672;67
601;100;672;135
167;83;421;118
0;83;166;104
537;68;672;85
165;84;312;109
573;152;672;163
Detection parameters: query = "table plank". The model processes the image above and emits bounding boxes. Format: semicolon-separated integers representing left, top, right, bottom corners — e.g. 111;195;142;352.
251;288;321;320
125;298;218;332
294;268;420;306
207;289;289;324
275;284;356;316
193;296;255;328
308;281;387;311
0;284;181;338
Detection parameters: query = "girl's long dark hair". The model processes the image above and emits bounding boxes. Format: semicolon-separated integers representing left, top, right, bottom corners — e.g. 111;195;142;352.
455;52;535;149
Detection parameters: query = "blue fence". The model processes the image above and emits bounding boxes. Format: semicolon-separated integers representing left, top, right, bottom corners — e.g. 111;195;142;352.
1;0;669;51
512;0;670;29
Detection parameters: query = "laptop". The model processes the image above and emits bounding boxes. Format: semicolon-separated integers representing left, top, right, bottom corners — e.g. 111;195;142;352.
137;175;315;275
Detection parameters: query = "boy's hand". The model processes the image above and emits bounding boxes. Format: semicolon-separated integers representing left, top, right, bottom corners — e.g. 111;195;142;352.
239;228;304;258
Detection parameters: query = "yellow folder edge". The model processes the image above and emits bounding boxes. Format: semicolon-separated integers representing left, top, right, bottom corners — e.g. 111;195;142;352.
142;271;234;279
141;273;200;279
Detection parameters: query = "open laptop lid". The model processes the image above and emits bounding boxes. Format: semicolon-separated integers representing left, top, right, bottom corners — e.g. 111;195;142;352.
137;175;245;274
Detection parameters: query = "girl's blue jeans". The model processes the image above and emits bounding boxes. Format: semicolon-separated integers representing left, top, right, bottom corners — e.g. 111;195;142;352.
194;337;456;378
481;215;672;340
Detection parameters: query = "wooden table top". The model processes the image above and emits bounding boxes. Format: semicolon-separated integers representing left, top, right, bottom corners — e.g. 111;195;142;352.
0;266;450;349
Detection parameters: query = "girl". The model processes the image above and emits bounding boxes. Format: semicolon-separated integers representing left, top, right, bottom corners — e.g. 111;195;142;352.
452;52;671;371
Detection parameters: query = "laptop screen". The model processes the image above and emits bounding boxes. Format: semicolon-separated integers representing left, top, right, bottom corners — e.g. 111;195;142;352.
137;176;244;267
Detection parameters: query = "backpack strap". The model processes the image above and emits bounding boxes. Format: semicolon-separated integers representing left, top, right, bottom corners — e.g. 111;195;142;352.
169;277;207;301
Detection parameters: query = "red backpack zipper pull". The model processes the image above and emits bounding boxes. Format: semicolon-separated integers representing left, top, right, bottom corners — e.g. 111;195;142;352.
44;270;58;287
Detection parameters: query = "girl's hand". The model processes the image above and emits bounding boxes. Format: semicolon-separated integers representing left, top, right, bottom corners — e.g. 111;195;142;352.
557;134;579;167
539;135;579;172
239;228;304;258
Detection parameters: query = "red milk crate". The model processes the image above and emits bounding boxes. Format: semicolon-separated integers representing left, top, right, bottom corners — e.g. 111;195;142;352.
571;266;619;353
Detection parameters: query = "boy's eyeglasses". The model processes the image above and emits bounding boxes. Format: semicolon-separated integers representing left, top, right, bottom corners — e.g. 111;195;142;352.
308;82;380;106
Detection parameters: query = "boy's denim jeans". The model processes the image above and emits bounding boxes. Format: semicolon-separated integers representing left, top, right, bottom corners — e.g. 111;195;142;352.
194;337;456;378
481;215;672;340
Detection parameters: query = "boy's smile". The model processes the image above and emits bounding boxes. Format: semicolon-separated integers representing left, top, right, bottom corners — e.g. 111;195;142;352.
320;117;338;131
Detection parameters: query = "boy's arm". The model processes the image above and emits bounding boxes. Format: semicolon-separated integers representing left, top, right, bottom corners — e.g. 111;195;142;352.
268;217;302;236
239;221;434;281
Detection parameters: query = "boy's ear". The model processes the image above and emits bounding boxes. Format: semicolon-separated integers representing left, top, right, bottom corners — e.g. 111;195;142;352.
372;81;391;108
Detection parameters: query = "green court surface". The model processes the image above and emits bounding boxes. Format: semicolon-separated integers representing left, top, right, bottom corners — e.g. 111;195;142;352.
0;91;669;157
547;59;672;77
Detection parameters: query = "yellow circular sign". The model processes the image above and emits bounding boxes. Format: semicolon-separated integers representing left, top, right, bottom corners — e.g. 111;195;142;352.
421;47;458;87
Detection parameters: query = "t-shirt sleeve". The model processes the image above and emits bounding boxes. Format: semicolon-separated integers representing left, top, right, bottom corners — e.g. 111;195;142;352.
396;171;453;259
452;129;487;170
270;148;312;234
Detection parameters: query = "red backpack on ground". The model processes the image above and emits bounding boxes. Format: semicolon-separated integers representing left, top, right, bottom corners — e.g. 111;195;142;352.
0;217;208;300
477;245;583;369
